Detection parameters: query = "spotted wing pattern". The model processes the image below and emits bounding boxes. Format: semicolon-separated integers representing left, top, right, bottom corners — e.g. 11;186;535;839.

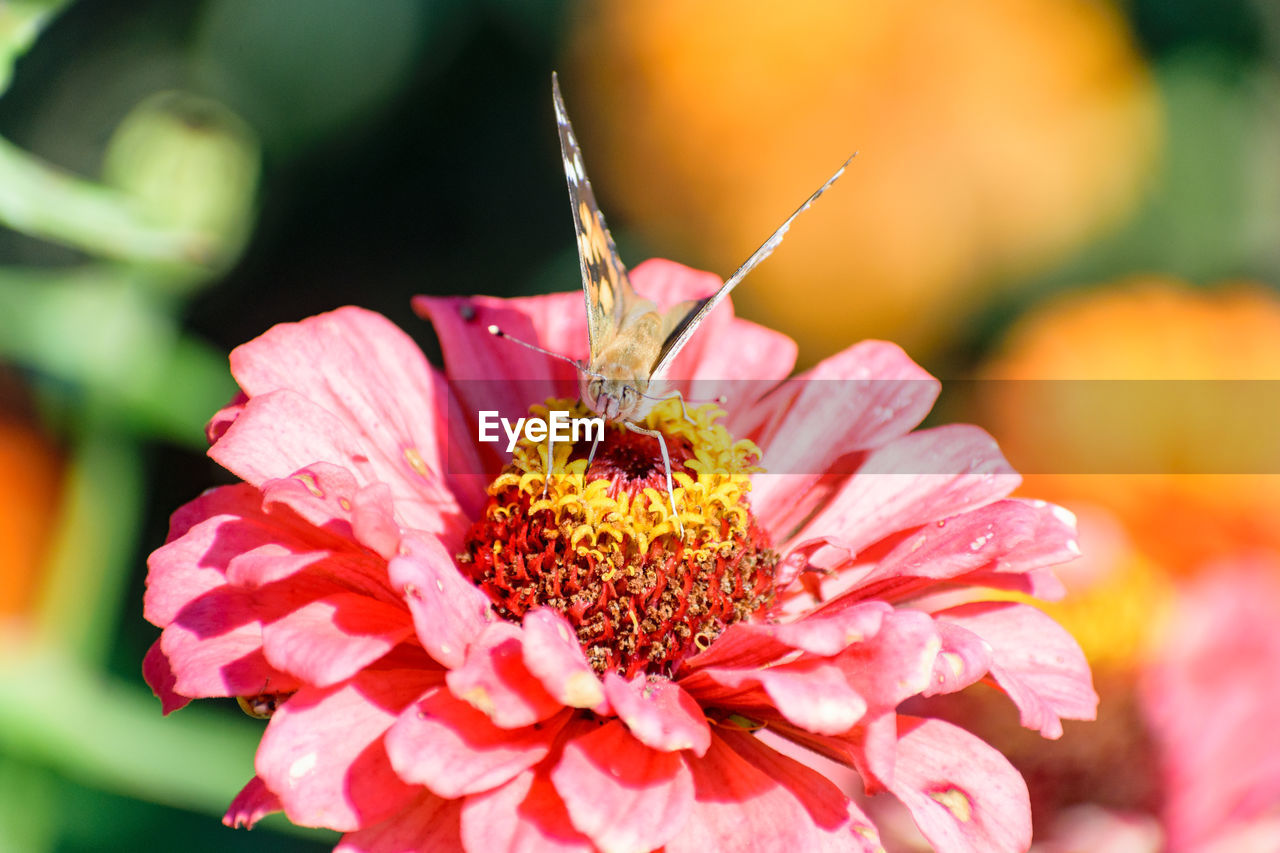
552;72;638;360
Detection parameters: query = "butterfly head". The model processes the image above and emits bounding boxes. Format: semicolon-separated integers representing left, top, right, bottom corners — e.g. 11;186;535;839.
582;374;649;422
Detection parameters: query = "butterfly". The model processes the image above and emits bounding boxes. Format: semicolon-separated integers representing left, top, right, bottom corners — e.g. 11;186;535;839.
494;73;851;531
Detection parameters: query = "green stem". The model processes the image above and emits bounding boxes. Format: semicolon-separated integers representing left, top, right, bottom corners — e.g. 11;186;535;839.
0;649;335;843
0;136;214;268
0;0;73;94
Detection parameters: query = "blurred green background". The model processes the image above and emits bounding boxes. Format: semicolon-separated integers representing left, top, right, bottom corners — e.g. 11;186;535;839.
0;0;1276;850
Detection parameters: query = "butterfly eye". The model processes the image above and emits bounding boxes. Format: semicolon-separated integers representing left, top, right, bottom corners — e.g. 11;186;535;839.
621;386;638;408
587;378;603;402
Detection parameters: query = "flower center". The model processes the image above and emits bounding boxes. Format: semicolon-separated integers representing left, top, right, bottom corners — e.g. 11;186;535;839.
459;398;778;678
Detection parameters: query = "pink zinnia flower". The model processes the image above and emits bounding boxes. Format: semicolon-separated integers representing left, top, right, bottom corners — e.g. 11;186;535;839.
1139;560;1280;853
144;259;1096;852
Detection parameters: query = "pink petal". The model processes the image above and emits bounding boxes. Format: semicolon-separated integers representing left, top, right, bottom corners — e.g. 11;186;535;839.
925;620;993;697
835;609;940;712
389;535;495;669
143;639;190;714
788;424;1019;563
223;776;281;829
258;462;363;531
680;602;890;675
628;259;796;385
748;340;940;533
159;584;303;699
211;389;465;540
630;257;724;303
1140;564;1280;850
163;481;259;544
853;498;1079;597
411;292;583;434
351;482;402;560
521;608;606;711
144;489;259;628
445;622;563;728
687;659;868;736
935;602;1097;738
255;669;436;832
745;602;892;656
460;769;595;853
717;728;849;828
335;793;464;853
385;687;567;799
886;715;1032;853
603;673;711;755
206;391;247;445
551;720;693;853
228;306;483;517
682;316;798;385
772;711;900;793
677;621;794;673
664;732;817;853
261;593;414;687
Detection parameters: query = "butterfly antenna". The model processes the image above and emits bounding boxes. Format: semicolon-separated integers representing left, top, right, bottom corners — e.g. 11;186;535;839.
487;324;607;380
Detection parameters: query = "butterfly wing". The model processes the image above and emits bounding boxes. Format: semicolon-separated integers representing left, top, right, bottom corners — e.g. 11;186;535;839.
651;154;855;377
552;73;639;359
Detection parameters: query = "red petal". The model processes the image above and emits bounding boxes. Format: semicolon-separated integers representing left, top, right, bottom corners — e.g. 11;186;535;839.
255;670;435;832
262;593;414;687
335;793;464;853
223;776;281;829
603;673;711;755
460;770;595;853
389;536;495;669
521;608;606;711
385;687;567;799
935;602;1097;737
551;720;693;853
886;715;1032;853
445;622;563;728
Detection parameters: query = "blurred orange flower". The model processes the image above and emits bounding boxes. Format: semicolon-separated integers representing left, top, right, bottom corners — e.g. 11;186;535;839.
565;0;1159;361
970;277;1280;848
981;277;1280;573
0;395;64;619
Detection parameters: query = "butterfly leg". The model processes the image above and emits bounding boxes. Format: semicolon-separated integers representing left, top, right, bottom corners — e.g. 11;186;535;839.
624;421;684;537
542;426;555;498
586;430;603;471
